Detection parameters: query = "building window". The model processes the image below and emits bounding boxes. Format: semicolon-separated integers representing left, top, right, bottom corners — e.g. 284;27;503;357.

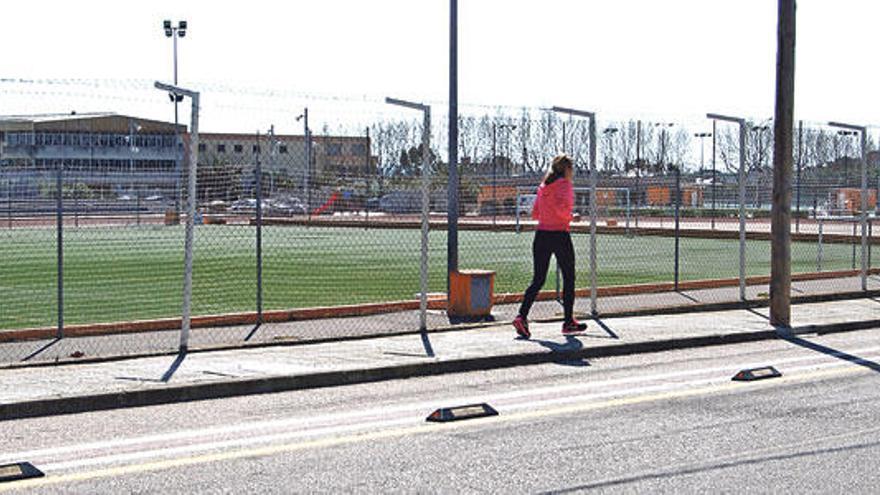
234;144;244;153
217;144;226;153
351;143;367;155
326;143;342;156
198;144;207;152
279;145;288;154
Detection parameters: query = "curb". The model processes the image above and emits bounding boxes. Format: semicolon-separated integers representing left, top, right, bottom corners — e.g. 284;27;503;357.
2;317;879;422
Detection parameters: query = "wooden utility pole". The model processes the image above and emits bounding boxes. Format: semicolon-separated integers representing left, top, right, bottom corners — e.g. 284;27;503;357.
770;0;796;327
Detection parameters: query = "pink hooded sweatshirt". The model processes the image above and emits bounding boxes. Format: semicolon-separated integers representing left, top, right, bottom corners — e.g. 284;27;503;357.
532;178;574;232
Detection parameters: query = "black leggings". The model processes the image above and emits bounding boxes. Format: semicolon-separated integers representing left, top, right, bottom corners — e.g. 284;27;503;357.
519;230;575;323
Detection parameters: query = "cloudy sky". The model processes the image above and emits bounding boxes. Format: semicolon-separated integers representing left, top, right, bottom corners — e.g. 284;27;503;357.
1;0;877;133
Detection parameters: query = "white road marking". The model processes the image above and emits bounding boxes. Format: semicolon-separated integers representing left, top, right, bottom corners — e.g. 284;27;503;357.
2;344;878;472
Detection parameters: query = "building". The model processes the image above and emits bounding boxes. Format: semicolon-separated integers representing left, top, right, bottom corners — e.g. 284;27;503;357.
195;132;374;177
0;113;374;204
0;113;184;200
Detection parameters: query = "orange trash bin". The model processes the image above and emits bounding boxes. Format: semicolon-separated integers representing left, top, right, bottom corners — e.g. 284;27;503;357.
448;269;496;318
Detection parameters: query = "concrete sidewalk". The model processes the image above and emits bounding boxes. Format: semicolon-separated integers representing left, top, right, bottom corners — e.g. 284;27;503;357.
1;298;878;421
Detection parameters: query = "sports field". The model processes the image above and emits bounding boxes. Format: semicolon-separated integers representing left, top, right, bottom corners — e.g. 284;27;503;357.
0;224;863;330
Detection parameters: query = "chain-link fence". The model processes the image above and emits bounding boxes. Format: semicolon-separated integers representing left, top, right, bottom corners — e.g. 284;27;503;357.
2;79;879;365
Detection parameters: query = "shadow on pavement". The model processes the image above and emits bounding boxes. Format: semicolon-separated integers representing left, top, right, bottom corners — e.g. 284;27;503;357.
22;338;61;362
531;336;589;367
676;291;700;304
243;323;262;342
420;330;435;358
593;319;620;340
542;439;880;494
779;333;880;374
746;308;770;321
161;351;187;382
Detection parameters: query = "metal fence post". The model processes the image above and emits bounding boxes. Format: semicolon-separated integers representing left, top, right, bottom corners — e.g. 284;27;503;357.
56;160;64;339
364;127;370;229
861;130;868;291
795;120;803;233
180;92;200;352
829;121;868;291
707;113;747;300
255;130;263;325
156;81;201;353
385;97;431;331
551;106;598;315
674;166;681;290
852;221;857;270
588;115;598;316
738;122;747;301
817;219;823;272
420;108;431;331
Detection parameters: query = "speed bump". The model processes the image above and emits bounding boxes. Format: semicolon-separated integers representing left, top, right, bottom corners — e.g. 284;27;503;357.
732;366;782;382
0;462;44;483
426;403;499;423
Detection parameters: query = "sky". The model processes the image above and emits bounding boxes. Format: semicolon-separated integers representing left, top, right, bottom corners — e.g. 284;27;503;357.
1;0;878;134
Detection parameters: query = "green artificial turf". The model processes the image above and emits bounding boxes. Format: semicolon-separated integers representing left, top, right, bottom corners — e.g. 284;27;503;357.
0;224;862;329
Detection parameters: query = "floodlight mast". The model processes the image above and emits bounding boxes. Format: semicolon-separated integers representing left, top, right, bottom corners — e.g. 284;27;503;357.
162;19;187;215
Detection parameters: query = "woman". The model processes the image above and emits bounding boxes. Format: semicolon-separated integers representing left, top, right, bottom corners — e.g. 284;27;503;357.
513;154;587;339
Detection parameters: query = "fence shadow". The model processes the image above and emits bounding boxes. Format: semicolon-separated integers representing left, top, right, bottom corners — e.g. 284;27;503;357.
592;318;620;339
243;323;262;342
161;351;188;382
779;331;880;374
21;338;61;362
420;330;435;358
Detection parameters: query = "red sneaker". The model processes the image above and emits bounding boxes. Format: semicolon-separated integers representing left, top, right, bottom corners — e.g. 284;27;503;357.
513;315;531;339
562;319;587;335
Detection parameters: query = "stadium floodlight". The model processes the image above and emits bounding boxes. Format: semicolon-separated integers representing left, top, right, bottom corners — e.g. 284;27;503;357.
828;121;869;291
162;19;188;214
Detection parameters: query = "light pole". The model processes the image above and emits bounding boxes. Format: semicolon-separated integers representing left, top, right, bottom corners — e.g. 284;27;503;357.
837;129;857;186
551;106;598;316
711;119;717;229
751;125;770;208
296;108;311;220
163;19;187;214
491;123;516;226
708;113;748;301
655;123;674;173
603;128;619;172
694;132;712;176
386;97;431;332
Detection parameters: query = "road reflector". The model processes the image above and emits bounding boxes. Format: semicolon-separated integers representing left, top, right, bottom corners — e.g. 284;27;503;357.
426;403;499;423
732;366;782;382
0;462;44;483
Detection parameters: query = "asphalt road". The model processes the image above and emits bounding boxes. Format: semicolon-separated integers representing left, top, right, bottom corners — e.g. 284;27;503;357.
3;328;880;493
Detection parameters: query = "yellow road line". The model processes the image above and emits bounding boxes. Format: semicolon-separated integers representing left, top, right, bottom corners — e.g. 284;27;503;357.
0;364;868;492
